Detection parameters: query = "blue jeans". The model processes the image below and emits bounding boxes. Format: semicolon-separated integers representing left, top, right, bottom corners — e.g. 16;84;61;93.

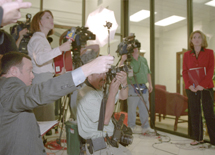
127;84;150;129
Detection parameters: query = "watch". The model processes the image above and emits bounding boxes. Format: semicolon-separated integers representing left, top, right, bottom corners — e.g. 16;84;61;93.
121;84;128;89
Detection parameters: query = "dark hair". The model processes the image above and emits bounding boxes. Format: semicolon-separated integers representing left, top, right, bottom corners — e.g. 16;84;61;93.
0;52;31;76
47;37;53;44
31;10;54;36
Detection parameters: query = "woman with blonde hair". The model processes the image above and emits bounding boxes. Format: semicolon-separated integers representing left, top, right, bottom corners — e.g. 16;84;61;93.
27;10;71;123
182;30;215;146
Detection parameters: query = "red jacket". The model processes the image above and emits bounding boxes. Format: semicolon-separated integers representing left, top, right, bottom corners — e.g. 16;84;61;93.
182;48;214;89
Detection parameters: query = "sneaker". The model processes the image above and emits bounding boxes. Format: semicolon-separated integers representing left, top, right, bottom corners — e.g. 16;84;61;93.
131;125;142;134
142;127;154;134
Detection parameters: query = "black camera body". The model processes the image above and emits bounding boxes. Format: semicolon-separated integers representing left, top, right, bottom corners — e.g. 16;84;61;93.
74;26;96;48
63;26;96;69
10;13;32;54
106;65;129;83
116;35;141;56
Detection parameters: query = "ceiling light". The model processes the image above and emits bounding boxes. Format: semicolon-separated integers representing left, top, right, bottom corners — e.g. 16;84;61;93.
155;15;185;26
130;10;156;22
205;0;215;7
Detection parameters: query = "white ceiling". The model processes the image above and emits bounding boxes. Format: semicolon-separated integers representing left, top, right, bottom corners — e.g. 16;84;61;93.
4;0;215;35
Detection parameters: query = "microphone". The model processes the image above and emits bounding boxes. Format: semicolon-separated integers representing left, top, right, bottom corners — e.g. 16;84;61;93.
66;27;77;41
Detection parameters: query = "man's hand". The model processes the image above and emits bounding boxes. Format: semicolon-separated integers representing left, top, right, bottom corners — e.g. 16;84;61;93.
81;55;114;77
109;78;121;98
1;0;32;26
116;71;127;86
18;28;28;39
148;84;153;93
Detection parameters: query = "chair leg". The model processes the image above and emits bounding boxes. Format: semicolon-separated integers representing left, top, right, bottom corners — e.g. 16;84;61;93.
174;116;179;131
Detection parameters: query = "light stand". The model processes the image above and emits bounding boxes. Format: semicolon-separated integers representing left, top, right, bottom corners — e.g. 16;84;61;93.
104;21;112;54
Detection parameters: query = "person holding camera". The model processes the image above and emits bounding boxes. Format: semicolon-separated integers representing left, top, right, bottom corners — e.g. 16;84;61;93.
0;51;114;155
119;36;153;135
0;0;31;62
76;59;131;155
27;10;72;122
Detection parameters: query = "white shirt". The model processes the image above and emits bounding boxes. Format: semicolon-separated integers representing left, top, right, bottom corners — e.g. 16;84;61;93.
77;84;119;139
27;32;62;74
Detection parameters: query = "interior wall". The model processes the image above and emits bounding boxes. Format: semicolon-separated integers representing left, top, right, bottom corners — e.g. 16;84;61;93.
156;26;187;92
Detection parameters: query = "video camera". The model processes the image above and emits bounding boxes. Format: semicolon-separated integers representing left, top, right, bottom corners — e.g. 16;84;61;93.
63;26;96;69
106;114;133;147
116;34;141;62
10;13;32;54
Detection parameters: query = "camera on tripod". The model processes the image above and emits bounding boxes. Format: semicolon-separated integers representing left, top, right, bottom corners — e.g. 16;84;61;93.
10;13;32;54
62;26;96;69
73;26;96;48
116;34;141;56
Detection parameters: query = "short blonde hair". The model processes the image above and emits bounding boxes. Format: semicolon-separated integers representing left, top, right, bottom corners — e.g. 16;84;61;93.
189;30;208;50
31;10;54;36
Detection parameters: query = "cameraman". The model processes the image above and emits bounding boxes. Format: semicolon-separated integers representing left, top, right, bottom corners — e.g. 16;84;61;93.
0;0;31;56
119;38;153;134
76;60;131;155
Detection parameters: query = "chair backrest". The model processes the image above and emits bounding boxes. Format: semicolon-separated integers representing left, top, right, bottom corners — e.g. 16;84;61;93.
166;92;188;117
155;86;167;114
155;84;166;91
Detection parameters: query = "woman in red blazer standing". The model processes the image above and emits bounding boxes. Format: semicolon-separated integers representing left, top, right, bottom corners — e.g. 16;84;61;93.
183;30;215;146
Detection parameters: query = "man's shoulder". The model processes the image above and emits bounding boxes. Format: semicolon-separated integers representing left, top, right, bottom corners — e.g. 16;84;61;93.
78;84;98;98
0;77;24;97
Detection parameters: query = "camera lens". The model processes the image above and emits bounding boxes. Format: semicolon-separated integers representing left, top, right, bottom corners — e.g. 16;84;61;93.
120;134;133;145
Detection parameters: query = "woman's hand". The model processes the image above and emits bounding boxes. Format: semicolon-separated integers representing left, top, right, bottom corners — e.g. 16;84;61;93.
189;85;197;92
195;85;204;91
59;40;72;52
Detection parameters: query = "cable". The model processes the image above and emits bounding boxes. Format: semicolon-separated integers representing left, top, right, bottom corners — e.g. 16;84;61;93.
152;142;177;155
128;76;160;136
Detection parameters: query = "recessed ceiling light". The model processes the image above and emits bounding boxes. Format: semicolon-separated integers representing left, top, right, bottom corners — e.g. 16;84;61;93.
205;0;215;7
155;15;185;26
130;10;156;22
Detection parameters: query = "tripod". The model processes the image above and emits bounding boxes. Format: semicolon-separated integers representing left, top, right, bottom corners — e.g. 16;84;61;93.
56;93;72;145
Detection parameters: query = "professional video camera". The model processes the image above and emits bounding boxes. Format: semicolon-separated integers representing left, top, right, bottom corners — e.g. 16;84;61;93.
63;26;96;69
106;114;133;147
116;34;141;63
10;13;32;54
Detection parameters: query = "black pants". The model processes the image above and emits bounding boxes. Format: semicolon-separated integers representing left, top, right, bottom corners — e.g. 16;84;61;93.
186;88;215;145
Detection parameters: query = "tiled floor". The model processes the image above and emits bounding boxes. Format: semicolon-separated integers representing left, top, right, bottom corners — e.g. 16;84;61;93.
44;129;215;155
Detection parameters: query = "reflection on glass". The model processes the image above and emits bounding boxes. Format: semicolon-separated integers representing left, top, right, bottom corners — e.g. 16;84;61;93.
154;0;188;134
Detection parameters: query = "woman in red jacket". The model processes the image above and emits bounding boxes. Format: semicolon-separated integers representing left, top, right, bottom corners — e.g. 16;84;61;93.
183;30;215;146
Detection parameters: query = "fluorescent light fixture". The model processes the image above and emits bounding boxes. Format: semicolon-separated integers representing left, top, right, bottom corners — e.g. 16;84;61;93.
205;0;215;7
140;50;146;53
155;15;185;26
130;10;156;22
